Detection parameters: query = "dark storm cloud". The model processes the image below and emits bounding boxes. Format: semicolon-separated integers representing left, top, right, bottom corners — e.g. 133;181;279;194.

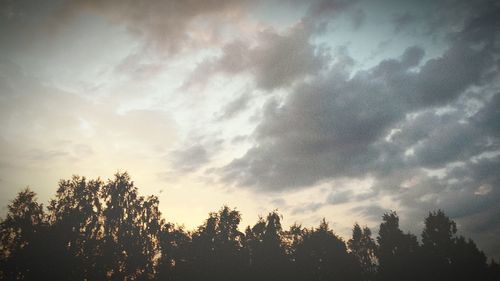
183;24;330;91
391;12;416;33
0;0;58;51
350;9;366;30
473;92;500;137
182;0;363;91
221;46;422;189
399;46;425;68
221;0;500;257
302;0;357;32
426;0;499;35
389;153;500;257
250;27;330;90
414;45;489;106
222;0;500;190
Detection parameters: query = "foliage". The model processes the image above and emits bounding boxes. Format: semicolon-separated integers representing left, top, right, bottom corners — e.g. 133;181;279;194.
0;173;498;281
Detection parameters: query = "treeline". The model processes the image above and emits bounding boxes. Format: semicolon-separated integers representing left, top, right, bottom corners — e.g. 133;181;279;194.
1;173;499;281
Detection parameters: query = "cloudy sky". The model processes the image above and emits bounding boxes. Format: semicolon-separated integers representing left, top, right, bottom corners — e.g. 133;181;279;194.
1;0;499;259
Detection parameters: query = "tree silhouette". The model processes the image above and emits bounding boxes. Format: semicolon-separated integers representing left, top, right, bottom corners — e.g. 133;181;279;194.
188;206;247;281
0;189;46;280
100;172;162;280
46;176;103;280
377;211;420;281
421;210;488;281
294;219;361;281
1;174;499;281
245;211;289;281
487;260;500;281
157;223;191;281
348;223;377;281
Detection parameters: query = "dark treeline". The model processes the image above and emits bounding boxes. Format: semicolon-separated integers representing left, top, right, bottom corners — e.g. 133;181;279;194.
1;173;499;281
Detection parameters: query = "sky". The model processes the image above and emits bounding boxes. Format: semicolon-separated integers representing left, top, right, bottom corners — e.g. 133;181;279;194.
1;0;499;259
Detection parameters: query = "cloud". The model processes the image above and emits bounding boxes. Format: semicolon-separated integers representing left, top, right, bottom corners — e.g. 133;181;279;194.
413;44;490;106
218;90;253;120
0;62;177;169
250;26;330;90
183;23;330;91
2;0;500;261
0;59;180;213
473;92;500;137
351;205;387;222
392;12;416;33
350;8;366;30
302;0;357;32
169;144;210;173
57;0;254;56
220;1;500;257
221;46;419;190
222;0;500;189
327;190;353;205
180;0;364;91
291;201;323;215
167;136;225;175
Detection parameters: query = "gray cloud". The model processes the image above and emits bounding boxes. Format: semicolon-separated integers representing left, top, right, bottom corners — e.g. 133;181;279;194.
222;1;500;189
168;137;225;174
170;144;210;173
414;45;489;106
251;26;330;90
181;0;363;91
219;91;253;120
57;0;254;56
183;24;330;91
222;46;420;190
351;205;387;222
291;201;324;215
221;0;500;258
473;92;500;137
302;0;357;33
388;152;500;258
327;190;353;205
392;12;416;33
350;8;366;30
3;0;500;261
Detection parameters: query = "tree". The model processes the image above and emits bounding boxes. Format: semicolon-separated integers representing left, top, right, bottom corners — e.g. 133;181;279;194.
157;223;191;281
422;210;457;256
487;259;500;281
189;206;247;281
47;176;104;280
1;173;498;281
294;219;361;281
100;172;162;280
214;206;247;281
0;189;47;280
348;223;377;281
451;236;487;281
377;211;420;281
245;211;289;281
421;210;488;281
